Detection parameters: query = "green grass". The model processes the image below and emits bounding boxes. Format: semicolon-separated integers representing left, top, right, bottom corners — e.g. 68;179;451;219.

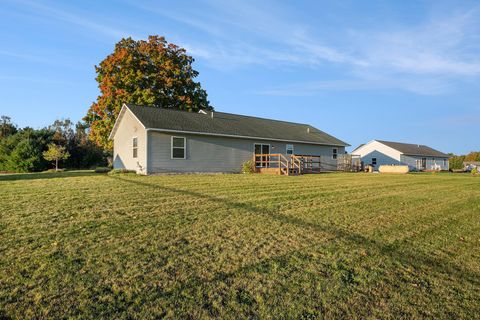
1;172;479;319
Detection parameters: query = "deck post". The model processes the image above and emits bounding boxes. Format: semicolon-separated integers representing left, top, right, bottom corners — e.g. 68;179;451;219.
278;156;281;175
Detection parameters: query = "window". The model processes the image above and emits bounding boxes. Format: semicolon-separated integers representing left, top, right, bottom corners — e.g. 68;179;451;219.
286;144;294;155
132;137;138;158
372;158;377;166
332;148;338;160
171;136;186;159
443;159;447;167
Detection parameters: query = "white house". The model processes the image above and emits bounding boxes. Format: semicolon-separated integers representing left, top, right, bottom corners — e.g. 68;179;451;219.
352;140;450;171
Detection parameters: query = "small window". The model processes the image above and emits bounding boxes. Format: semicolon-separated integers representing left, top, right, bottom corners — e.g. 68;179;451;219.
372;158;377;166
443;159;447;167
132;137;138;158
332;148;338;160
171;136;186;159
286;144;294;155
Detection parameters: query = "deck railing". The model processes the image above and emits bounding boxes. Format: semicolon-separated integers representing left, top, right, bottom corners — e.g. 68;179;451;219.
292;154;322;173
253;153;362;175
253;153;286;169
253;153;322;175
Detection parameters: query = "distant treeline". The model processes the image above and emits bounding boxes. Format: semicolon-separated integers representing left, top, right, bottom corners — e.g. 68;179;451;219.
1;114;478;173
0;116;108;173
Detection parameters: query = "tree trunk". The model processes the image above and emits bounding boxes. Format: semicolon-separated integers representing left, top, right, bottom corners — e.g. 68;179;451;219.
55;158;58;172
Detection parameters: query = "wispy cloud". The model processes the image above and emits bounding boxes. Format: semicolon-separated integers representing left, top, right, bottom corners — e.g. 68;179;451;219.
0;49;54;64
132;0;480;95
0;49;83;70
251;3;480;95
256;76;453;96
0;75;75;85
351;6;480;76
19;0;479;95
128;0;364;68
125;0;225;37
13;0;137;40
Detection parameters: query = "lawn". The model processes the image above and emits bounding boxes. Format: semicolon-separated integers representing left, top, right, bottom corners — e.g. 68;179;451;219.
0;172;479;319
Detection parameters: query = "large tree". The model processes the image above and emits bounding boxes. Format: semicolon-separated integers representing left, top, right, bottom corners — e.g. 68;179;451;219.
84;35;212;150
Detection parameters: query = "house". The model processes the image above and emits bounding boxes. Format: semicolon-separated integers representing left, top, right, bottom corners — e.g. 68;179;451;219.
352;140;450;171
109;104;350;174
464;161;480;172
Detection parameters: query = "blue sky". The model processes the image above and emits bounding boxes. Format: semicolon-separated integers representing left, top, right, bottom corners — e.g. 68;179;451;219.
1;0;479;154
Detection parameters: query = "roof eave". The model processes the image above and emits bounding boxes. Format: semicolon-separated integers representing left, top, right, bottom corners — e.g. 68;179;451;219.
402;153;450;158
108;104;128;140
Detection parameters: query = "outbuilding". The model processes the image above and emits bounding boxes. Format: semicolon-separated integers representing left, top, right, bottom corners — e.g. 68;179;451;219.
352;140;449;171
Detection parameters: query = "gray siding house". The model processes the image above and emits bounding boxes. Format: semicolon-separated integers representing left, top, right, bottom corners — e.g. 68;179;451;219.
352;140;450;171
110;104;349;174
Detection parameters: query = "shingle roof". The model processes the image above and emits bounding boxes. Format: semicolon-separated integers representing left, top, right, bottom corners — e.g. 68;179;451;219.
377;140;449;157
124;104;349;146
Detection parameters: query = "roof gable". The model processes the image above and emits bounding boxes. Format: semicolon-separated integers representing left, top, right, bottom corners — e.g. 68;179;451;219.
117;104;349;146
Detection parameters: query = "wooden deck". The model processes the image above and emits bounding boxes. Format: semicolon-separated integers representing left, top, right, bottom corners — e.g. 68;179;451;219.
253;153;362;175
253;154;322;176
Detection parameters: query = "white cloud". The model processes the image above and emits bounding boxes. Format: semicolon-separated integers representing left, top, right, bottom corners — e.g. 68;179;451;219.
255;76;452;96
130;0;363;68
0;75;74;85
139;1;480;82
0;49;54;64
13;0;137;40
353;6;480;76
16;0;480;94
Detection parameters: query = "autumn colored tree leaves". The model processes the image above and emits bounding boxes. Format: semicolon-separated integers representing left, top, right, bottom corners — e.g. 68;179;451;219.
84;36;212;150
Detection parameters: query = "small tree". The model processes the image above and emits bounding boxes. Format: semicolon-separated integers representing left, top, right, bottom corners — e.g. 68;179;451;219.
43;143;70;171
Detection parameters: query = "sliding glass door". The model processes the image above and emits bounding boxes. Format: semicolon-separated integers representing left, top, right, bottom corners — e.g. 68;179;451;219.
254;144;270;167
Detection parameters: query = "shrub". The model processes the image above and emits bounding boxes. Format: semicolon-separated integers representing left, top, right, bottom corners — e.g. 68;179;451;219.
472;167;478;176
94;167;111;174
108;168;137;175
0;128;54;172
241;160;255;174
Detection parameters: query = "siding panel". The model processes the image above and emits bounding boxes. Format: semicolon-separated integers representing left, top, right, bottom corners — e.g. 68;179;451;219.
112;110;147;174
401;155;449;171
147;132;345;173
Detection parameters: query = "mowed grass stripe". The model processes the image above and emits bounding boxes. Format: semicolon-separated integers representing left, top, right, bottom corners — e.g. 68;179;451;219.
0;172;479;319
0;175;438;225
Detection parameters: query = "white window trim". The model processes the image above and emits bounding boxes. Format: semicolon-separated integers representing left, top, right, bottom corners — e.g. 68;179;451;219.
132;136;138;158
171;136;186;160
286;144;294;155
332;148;338;160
